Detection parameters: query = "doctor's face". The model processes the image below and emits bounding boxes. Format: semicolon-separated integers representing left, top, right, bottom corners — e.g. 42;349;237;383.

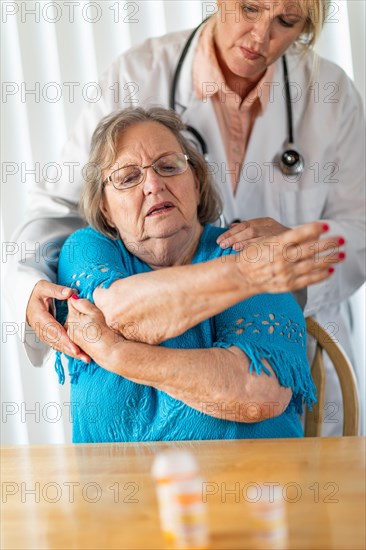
100;121;201;252
215;0;307;80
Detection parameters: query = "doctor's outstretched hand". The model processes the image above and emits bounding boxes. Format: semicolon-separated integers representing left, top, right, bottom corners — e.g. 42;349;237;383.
229;221;346;294
217;217;289;251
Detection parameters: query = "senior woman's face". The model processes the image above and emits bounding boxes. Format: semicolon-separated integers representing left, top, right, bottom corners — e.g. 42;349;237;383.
215;0;307;80
100;121;201;247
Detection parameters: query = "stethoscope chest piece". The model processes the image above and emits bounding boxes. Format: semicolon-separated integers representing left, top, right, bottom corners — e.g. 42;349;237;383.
280;144;304;176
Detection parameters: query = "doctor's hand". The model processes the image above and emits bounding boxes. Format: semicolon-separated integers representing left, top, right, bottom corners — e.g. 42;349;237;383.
26;280;90;362
217;217;289;251
232;222;346;294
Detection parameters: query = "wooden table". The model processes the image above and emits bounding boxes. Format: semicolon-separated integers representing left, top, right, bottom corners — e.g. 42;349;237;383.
1;437;365;549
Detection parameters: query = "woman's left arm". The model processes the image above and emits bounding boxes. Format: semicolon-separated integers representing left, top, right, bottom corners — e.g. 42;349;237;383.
66;297;299;423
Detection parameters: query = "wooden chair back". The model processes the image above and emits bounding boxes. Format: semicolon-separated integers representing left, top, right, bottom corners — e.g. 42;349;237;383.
305;317;359;436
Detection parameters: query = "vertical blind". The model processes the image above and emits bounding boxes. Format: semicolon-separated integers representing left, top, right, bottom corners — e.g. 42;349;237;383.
1;1;365;444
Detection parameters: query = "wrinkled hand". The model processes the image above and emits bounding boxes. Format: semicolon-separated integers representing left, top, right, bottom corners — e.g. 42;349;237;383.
26;280;90;362
232;221;345;294
66;296;123;363
217;217;289;251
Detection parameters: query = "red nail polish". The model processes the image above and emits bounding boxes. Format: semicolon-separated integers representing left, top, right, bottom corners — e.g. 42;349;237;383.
71;294;79;300
322;223;330;232
339;252;346;260
338;237;345;245
328;267;335;274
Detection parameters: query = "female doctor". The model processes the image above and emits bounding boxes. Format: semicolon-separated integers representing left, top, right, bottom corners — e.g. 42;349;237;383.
8;0;365;436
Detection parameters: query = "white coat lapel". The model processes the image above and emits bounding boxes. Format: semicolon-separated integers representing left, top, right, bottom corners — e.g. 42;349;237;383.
234;58;287;220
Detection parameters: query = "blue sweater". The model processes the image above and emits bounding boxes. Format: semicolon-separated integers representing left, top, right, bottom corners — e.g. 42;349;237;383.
56;225;315;443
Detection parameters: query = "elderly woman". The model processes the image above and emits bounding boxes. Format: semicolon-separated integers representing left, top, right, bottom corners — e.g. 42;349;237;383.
55;107;343;443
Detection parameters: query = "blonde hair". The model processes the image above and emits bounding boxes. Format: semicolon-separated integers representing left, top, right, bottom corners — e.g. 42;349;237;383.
80;107;223;239
294;0;330;48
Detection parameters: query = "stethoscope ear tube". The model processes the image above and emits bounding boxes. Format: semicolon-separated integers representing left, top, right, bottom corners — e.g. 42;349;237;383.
169;19;208;113
281;56;305;176
186;125;208;158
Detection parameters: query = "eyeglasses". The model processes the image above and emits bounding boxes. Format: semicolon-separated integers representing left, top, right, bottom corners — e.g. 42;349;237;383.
102;152;190;190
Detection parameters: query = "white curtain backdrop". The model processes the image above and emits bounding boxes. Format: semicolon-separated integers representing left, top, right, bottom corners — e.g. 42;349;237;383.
1;1;365;444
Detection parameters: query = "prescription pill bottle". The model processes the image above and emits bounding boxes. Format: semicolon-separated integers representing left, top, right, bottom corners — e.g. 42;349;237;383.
247;483;288;550
151;450;210;550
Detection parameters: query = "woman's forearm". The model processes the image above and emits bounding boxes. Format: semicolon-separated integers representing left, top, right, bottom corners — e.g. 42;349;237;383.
93;256;251;344
93;223;343;345
93;335;292;423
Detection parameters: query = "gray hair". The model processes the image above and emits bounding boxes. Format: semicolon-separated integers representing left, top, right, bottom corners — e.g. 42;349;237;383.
80;107;223;239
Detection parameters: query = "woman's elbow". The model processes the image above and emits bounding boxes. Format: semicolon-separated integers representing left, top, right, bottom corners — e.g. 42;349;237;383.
198;383;292;423
214;351;293;423
235;382;293;423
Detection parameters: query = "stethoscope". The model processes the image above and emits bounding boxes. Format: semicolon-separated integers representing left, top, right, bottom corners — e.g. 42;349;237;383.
169;21;305;177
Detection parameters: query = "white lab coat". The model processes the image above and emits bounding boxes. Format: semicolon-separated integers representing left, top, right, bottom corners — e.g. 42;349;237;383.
7;27;365;434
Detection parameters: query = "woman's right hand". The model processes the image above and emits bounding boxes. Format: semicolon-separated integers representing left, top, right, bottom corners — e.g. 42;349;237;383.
235;222;345;294
26;280;90;361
